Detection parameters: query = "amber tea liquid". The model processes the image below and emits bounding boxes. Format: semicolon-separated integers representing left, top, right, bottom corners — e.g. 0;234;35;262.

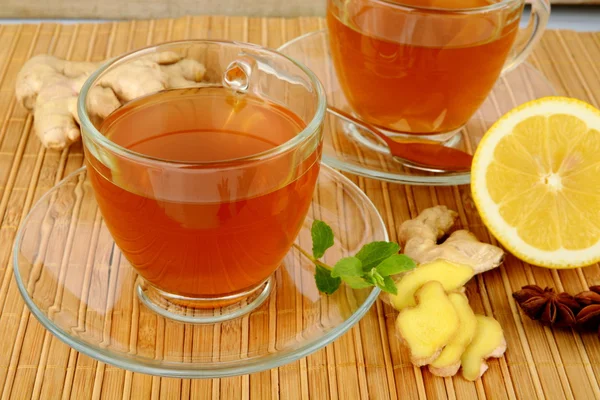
85;87;321;299
327;0;522;134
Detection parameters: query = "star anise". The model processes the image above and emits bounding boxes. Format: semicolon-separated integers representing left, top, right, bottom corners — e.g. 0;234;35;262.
513;285;581;327
575;286;600;336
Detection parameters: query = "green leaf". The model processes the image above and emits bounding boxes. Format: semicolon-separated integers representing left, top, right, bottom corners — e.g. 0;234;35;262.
375;254;417;277
314;264;341;294
355;242;400;271
311;220;334;259
341;276;372;289
380;276;398;295
331;257;363;278
362;273;375;285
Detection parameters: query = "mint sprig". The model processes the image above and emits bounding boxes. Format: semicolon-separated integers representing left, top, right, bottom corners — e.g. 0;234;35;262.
294;220;417;295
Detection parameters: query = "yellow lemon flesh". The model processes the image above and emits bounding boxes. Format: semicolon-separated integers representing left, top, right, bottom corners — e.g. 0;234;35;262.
471;97;600;268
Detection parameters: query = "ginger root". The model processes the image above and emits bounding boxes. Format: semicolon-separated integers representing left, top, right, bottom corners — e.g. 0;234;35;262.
389;259;474;310
399;206;504;274
396;281;460;366
15;55;115;149
461;315;507;381
97;52;206;102
15;52;206;149
428;292;477;377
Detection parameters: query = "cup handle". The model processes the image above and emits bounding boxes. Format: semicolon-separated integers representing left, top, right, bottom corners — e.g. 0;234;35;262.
502;0;551;74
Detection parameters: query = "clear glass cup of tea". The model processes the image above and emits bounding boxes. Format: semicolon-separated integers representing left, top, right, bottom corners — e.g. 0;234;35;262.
78;40;326;323
327;0;550;141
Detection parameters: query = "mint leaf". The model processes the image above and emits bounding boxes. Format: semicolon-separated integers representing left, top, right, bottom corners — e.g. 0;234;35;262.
355;242;400;271
375;254;416;276
362;273;375;285
341;276;372;289
314;264;341;294
331;257;362;278
381;276;398;295
311;220;334;259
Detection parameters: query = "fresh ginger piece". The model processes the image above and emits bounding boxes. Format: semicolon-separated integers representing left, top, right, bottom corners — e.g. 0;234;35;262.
15;52;206;149
428;292;477;376
14;55;110;149
396;281;460;366
389;259;474;310
399;206;504;274
461;315;507;381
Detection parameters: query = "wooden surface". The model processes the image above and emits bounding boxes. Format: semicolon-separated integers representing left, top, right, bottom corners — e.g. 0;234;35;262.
0;15;600;400
0;0;599;19
0;0;325;19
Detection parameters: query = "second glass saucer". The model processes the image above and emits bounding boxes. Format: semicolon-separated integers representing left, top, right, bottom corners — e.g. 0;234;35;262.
278;30;557;186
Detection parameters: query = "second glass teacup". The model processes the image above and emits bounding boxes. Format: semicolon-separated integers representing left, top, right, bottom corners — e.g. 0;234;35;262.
327;0;550;142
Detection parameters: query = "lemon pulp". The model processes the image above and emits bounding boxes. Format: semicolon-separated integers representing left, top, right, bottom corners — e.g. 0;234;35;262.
472;97;600;268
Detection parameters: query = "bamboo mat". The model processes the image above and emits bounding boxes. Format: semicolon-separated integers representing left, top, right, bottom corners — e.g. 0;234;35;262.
0;16;600;400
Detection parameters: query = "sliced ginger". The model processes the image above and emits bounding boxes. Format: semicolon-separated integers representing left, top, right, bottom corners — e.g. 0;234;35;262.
389;259;474;310
396;281;460;366
461;315;507;381
388;206;507;380
428;292;477;377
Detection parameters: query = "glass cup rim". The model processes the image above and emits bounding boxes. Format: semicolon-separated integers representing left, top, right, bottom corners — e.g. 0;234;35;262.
369;0;522;13
77;39;327;168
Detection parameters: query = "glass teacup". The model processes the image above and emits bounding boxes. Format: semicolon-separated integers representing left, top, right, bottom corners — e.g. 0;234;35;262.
327;0;550;142
78;40;326;323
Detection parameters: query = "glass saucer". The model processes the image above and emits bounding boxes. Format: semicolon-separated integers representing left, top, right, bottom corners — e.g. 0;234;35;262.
13;164;386;378
278;30;557;186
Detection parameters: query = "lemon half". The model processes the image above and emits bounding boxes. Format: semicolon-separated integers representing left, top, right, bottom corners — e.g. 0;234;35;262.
471;97;600;268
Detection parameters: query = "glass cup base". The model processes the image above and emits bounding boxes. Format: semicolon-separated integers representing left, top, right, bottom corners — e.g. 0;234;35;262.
343;120;464;173
135;275;274;324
